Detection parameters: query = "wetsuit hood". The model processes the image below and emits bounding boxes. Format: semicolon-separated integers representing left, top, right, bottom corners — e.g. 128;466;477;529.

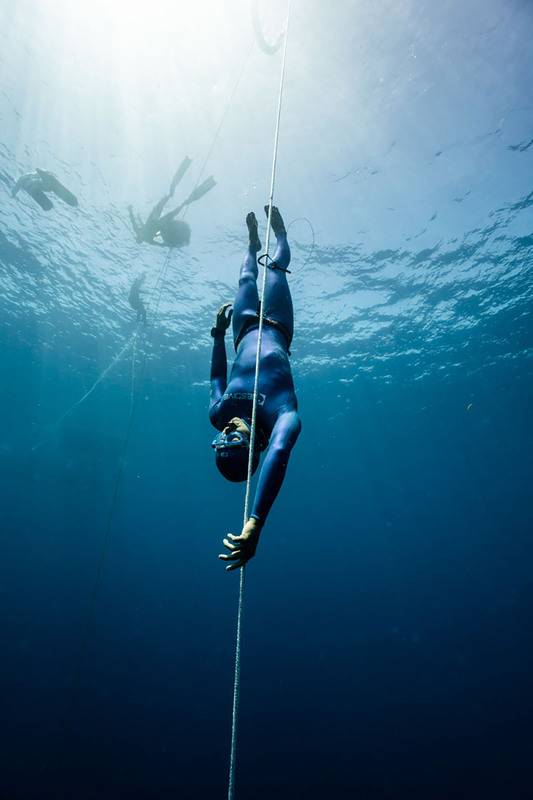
215;443;260;483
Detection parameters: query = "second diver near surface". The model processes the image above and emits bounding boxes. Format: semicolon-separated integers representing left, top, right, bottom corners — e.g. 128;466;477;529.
128;157;216;249
209;206;301;570
12;169;78;211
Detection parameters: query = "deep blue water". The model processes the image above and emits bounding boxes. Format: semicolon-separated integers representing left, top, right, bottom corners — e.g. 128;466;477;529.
1;1;533;798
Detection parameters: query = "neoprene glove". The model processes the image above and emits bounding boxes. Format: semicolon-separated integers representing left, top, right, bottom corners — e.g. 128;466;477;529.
211;303;233;337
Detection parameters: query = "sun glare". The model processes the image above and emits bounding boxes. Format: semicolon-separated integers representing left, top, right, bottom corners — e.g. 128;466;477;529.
59;0;226;72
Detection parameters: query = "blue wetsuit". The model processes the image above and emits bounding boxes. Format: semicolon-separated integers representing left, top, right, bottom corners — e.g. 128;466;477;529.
209;231;301;523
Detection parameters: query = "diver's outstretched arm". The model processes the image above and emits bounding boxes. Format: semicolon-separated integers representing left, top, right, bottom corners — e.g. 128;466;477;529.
249;410;301;523
209;303;232;420
127;205;143;238
219;411;301;572
209;335;228;417
11;177;23;197
218;409;301;570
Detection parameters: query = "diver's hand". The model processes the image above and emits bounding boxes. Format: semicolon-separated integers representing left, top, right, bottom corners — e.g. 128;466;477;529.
219;517;263;571
214;302;233;334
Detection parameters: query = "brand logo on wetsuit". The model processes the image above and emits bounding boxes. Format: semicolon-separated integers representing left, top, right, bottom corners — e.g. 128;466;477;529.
223;391;266;406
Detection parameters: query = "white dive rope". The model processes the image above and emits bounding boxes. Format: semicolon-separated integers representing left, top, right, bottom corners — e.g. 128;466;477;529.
227;3;292;798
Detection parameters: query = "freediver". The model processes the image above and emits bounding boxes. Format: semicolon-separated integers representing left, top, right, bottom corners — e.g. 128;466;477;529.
128;272;147;324
210;206;301;570
12;169;78;211
128;157;216;249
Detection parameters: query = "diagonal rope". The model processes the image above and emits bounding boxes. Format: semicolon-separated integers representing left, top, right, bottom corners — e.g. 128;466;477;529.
70;32;255;710
145;37;256;346
86;26;255;581
68;249;170;712
31;332;138;452
228;3;292;798
183;42;255;222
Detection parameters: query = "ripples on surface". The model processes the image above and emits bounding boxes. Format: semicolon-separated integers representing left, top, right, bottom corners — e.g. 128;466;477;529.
1;141;531;389
1;0;532;389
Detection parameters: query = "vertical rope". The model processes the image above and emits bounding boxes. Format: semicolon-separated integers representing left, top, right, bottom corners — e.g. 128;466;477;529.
228;3;291;798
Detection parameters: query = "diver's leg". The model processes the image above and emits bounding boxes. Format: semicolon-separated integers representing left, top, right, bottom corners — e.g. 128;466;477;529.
263;206;293;342
232;212;261;346
49;177;78;206
265;205;290;269
28;188;54;211
169;157;192;195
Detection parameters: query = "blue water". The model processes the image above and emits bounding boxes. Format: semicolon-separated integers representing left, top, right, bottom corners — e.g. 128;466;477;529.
1;1;532;797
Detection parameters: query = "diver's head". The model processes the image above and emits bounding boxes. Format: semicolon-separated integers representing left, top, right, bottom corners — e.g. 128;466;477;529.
212;417;261;483
161;219;191;248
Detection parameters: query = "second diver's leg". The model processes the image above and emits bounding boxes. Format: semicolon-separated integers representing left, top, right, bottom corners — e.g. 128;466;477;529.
232;212;262;347
263;206;293;343
49;178;78;207
28;188;54;211
128;206;142;239
169;157;192;196
38;171;78;206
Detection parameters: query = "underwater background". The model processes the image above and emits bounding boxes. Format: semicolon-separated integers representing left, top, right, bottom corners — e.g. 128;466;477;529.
1;0;532;797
